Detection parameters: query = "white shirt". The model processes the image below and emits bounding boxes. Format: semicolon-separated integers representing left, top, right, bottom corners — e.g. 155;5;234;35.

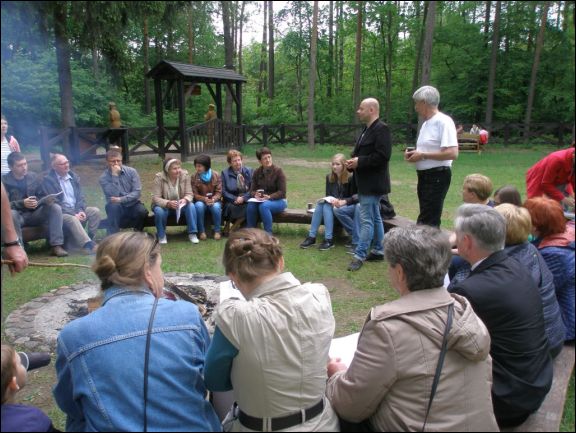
1;137;11;175
58;173;76;209
415;111;458;171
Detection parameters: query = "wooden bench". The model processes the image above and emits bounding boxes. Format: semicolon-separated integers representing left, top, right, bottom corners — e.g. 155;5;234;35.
458;132;482;154
506;344;575;432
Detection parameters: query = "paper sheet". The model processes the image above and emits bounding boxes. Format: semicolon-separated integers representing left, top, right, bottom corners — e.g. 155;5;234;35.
37;191;63;206
219;280;246;302
248;197;267;203
329;332;360;367
175;201;186;223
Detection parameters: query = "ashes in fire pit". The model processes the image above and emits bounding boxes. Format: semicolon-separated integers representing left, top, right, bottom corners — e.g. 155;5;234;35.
4;273;227;351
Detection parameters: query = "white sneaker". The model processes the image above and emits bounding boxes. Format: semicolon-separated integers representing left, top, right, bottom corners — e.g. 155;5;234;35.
159;236;167;244
189;234;199;244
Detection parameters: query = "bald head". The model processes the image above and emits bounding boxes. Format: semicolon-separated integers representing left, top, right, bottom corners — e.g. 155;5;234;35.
357;98;380;125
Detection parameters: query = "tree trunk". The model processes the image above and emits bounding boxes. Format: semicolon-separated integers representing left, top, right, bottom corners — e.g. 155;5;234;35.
222;1;234;122
257;0;267;107
327;0;334;98
420;1;436;86
485;0;500;130
187;3;194;64
337;1;344;95
268;0;275;99
353;1;363;117
238;1;245;75
407;1;425;124
308;1;319;149
53;1;75;129
143;15;151;115
484;1;491;44
524;2;550;138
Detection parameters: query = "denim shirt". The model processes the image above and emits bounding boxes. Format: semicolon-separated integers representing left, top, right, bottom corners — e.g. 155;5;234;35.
99;165;142;207
53;286;221;432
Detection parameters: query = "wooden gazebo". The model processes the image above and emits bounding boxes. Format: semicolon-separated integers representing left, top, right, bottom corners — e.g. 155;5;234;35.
146;60;247;161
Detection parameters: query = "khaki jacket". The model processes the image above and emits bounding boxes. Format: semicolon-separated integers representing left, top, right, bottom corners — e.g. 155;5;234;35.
151;170;193;208
216;272;339;431
326;288;498;432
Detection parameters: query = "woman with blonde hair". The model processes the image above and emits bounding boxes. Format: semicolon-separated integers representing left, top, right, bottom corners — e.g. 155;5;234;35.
205;228;339;431
152;158;199;244
300;153;359;250
221;149;253;233
53;232;220;432
496;204;566;356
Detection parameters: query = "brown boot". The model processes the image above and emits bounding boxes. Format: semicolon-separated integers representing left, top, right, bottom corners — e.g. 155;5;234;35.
51;245;69;257
214;232;221;240
199;232;207;241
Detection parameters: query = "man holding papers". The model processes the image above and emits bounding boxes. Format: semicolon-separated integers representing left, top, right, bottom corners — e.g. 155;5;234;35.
151;158;198;244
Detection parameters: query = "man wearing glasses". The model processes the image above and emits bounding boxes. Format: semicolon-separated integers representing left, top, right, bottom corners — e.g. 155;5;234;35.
41;153;100;254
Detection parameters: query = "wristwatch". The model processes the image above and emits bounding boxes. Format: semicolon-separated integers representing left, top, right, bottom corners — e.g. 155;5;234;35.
2;239;21;247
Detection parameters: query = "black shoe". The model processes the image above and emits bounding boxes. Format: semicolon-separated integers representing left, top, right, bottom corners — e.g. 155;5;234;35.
318;239;335;251
300;237;316;249
366;252;384;262
348;259;363;272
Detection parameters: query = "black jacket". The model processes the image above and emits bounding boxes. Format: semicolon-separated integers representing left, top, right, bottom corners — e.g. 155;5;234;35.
351;119;392;195
40;169;87;216
449;250;553;418
2;171;42;213
324;173;358;205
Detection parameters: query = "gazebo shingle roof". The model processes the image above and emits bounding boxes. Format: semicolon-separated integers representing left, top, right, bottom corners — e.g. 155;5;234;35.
147;60;246;83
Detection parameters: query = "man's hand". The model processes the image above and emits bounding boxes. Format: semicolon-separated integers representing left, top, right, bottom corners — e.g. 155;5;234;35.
234;196;245;205
23;196;38;209
110;196;122;204
3;244;29;275
345;157;359;170
76;211;87;222
110;164;122;176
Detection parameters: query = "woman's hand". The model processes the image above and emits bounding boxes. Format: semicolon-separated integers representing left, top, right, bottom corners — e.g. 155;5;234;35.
166;200;179;210
327;357;347;378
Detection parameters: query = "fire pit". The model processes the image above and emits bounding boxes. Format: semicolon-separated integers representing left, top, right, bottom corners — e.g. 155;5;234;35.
4;272;228;352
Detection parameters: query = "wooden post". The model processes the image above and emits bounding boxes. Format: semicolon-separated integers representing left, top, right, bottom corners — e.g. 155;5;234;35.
216;83;223;119
263;125;268;146
121;128;129;164
154;79;165;158
69;127;80;164
178;78;188;161
319;123;325;145
40;127;51;170
280;124;285;144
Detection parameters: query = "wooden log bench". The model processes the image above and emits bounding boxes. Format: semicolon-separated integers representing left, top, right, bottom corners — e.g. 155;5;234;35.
21;209;427;244
506;344;575;432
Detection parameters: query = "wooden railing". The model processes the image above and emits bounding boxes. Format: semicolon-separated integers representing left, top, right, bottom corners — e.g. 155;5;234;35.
39;121;573;167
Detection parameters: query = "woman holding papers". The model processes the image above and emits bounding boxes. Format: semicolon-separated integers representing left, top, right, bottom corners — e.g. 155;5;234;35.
326;226;498;432
151;158;198;244
205;228;339;431
300;153;358;251
246;147;287;234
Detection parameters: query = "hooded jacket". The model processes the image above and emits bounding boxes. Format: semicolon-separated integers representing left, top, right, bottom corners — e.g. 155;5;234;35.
326;288;498;431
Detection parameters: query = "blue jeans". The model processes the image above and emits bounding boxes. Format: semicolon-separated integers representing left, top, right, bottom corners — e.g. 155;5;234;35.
333;204;360;245
153;204;197;239
246;199;287;234
194;201;222;233
308;202;335;240
354;195;385;261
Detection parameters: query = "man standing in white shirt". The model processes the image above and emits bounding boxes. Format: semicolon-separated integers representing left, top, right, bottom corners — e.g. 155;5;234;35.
405;85;458;227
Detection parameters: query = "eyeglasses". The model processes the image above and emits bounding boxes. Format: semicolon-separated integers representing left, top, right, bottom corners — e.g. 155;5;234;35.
56;161;69;165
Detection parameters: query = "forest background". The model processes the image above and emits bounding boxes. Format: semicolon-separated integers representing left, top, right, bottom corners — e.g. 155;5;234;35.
1;1;575;148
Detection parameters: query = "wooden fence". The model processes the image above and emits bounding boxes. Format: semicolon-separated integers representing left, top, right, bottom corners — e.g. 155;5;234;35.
39;121;573;167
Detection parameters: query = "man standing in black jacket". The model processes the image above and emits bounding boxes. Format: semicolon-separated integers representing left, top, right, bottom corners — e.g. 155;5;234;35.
448;204;553;428
346;98;392;272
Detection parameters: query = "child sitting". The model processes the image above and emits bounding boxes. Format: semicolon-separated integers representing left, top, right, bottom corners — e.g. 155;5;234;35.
1;344;57;432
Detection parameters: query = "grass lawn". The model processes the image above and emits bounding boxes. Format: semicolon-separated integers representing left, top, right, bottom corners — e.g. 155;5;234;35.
2;142;574;431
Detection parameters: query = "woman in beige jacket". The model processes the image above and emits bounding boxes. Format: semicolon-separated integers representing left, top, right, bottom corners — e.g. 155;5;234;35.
327;225;498;432
151;158;198;244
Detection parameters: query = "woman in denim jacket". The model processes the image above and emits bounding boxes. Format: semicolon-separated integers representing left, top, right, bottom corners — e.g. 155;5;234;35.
53;232;221;432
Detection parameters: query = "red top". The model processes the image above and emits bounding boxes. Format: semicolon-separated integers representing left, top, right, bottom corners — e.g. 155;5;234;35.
526;148;575;201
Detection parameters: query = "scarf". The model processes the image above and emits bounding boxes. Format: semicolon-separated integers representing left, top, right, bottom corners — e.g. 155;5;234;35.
200;168;212;184
236;171;247;193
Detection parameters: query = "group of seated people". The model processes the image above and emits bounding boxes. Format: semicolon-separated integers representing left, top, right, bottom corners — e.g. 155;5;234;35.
2;146;574;432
